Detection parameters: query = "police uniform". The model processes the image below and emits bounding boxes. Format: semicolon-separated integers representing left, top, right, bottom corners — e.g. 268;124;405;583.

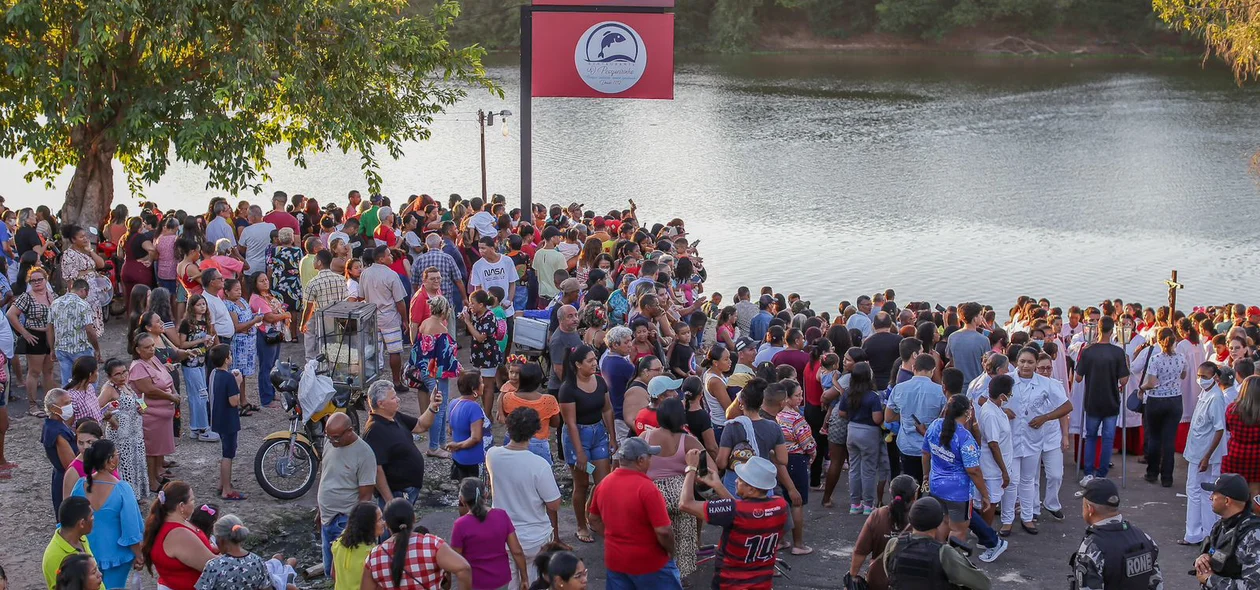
884;533;991;590
1198;474;1260;590
1071;479;1163;590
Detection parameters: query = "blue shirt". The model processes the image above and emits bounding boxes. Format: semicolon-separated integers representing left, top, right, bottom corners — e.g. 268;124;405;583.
845;313;873;340
599;351;636;420
749;311;772;342
922;418;981;503
210;368;241;435
442;238;468;289
888;376;945;457
449;398;487;467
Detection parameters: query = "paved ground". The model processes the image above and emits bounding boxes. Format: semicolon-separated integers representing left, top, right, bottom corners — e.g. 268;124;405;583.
0;330;1209;589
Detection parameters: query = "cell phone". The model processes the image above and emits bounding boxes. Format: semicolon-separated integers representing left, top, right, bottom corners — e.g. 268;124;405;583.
690;240;701;248
935;304;946;313
585;462;596;476
911;415;921;426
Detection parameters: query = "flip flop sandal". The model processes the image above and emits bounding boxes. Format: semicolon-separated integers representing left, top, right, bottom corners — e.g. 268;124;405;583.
1176;539;1198;546
999;524;1013;537
574;530;594;544
163;460;178;468
220;491;247;501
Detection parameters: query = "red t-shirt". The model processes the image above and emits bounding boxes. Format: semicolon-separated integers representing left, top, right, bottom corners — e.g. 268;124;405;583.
375;225;398;248
263;211;301;236
409;289;432;326
705;496;789;589
588;468;672;575
634;407;659;435
802;359;824;406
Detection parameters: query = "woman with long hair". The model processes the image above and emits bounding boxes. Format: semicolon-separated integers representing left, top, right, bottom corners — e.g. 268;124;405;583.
450;478;529;590
497;362;561;463
64;356;103;423
153;217;181;320
1139;327;1187;487
841;361;886;515
97;358;149;499
70;439;145;589
714;306;738;351
620;355;664;436
362;498;471;589
332;503;384;590
821;347;868;507
643;397;709;577
8;265;56;415
801;337;832;489
848;474;920;590
557;344;615;545
699;345;733;442
529;550;587;590
248;272;290;408
574;237;603;286
178;295;215;441
410;294;461;458
141;482;216;590
53;553;102;590
923;394;1006;562
1223;376;1260;500
268;227;303;339
222;278;263;415
119;217;156;318
129;332;179;493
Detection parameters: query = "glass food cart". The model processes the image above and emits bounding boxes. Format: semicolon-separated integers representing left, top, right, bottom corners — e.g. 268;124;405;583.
317;301;381;392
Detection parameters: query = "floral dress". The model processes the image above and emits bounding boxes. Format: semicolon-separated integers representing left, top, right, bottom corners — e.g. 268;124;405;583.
469;311;503;370
224;298;259;376
407;333;462;389
60;248;107;339
269;246;303;307
105;383;150;501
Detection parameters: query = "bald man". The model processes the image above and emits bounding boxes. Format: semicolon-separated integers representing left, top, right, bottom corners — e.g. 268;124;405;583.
317;411;378;576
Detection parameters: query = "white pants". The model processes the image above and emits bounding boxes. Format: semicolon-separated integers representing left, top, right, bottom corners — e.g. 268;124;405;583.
1013;448;1063;522
1185;460;1221;543
510;538;548;586
1038;447;1064;512
1003;459;1023;525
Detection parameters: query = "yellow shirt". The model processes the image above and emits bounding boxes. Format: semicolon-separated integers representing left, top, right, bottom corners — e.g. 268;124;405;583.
300;254;318;288
331;539;374;590
43;531;93;589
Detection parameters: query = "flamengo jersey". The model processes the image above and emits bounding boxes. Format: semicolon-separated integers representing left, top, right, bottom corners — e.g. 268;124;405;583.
705;496;789;589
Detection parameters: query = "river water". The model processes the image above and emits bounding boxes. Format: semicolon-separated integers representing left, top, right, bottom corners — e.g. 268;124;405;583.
4;54;1259;312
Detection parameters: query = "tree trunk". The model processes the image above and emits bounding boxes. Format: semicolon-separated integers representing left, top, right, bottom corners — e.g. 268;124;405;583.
62;138;117;230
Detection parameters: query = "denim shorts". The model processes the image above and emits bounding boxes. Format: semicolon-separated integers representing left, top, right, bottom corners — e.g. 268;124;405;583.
219;430;238;459
562;422;610;466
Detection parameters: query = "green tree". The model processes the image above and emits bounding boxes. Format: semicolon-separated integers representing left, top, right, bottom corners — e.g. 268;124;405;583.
0;0;497;228
1154;0;1260;82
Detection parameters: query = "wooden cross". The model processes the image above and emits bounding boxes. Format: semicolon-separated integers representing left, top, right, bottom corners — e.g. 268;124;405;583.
1165;270;1184;317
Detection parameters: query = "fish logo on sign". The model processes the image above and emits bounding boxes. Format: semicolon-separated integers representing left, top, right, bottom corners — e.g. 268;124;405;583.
575;21;647;94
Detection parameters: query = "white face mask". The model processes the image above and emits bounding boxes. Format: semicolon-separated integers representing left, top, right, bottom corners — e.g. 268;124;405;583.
1031;339;1045;347
60;402;75;421
1198;378;1215;391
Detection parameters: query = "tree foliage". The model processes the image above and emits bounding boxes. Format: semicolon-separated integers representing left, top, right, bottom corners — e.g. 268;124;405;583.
0;0;498;227
1154;0;1260;82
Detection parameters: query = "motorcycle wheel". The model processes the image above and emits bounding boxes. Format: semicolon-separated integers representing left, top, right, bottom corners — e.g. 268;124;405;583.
254;438;318;500
347;407;361;434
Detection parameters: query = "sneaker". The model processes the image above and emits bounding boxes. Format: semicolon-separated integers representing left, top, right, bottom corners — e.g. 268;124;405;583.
1041;503;1064;521
862;504;874;515
849;504;862;515
188;430;203;441
978;539;1008;563
1079;474;1094;487
198;431;221;442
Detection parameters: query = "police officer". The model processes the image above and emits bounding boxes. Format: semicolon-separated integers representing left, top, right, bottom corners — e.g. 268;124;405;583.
883;497;991;590
1070;478;1163;589
1194;473;1260;589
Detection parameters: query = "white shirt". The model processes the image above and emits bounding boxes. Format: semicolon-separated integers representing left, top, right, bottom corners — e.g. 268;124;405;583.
238;221;275;273
1223;385;1240;405
469;255;519;314
966;373;991;403
1183;387;1228;465
204;292;234;338
486;446;561;547
978;400;1013;480
846;314;873;340
469;211;498;239
1008;373;1069;458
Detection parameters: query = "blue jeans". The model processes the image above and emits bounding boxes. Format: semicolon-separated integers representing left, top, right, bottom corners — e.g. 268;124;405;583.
182;365;209;432
1083;414;1118;478
502;435;554;464
423;377;450;451
256;331;280;406
320;513;349;577
970;509;999;549
56;349;93;387
606;560;682;590
379;486;421;508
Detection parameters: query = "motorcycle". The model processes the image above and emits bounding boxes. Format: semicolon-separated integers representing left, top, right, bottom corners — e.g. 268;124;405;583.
253;357;367;499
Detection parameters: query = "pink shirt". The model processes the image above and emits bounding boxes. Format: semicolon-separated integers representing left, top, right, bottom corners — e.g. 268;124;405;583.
210;255;243;279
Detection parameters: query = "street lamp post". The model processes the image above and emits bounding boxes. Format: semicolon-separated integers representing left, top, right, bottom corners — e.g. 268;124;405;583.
478;109;512;202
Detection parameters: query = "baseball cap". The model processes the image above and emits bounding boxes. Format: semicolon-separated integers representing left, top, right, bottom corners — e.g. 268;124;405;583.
559;278;582;293
1248;306;1260;318
759;294;774;309
733;337;756;354
648;376;683;399
908;497;945;531
1083;478;1122;507
733;456;778;491
617;437;661;462
370;193;384;204
542;226;561;240
1202;473;1251;503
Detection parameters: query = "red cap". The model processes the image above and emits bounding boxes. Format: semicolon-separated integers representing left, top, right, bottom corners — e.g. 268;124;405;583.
593;216;606;227
1248;306;1260;317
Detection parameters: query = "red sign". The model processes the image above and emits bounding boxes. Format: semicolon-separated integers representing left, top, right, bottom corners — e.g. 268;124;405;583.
534;0;674;5
531;12;674;99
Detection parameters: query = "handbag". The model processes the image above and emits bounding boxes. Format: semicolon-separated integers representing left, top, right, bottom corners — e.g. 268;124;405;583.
263;329;284;345
1126;345;1155;414
843;573;869;590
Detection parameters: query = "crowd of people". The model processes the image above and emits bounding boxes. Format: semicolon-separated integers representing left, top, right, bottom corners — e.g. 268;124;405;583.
2;192;1260;589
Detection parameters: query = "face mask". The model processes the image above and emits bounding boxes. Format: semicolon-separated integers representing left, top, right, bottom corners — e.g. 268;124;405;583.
1031;339;1044;347
61;403;75;421
1198;378;1215;391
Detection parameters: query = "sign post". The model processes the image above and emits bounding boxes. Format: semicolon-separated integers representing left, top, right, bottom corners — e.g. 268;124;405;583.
519;0;675;214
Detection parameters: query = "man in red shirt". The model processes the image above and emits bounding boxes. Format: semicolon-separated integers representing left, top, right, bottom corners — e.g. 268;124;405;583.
588;438;681;589
680;450;788;590
264;190;301;235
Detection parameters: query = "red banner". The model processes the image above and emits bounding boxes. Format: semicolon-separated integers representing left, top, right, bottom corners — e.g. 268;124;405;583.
531;12;674;99
534;0;674;5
